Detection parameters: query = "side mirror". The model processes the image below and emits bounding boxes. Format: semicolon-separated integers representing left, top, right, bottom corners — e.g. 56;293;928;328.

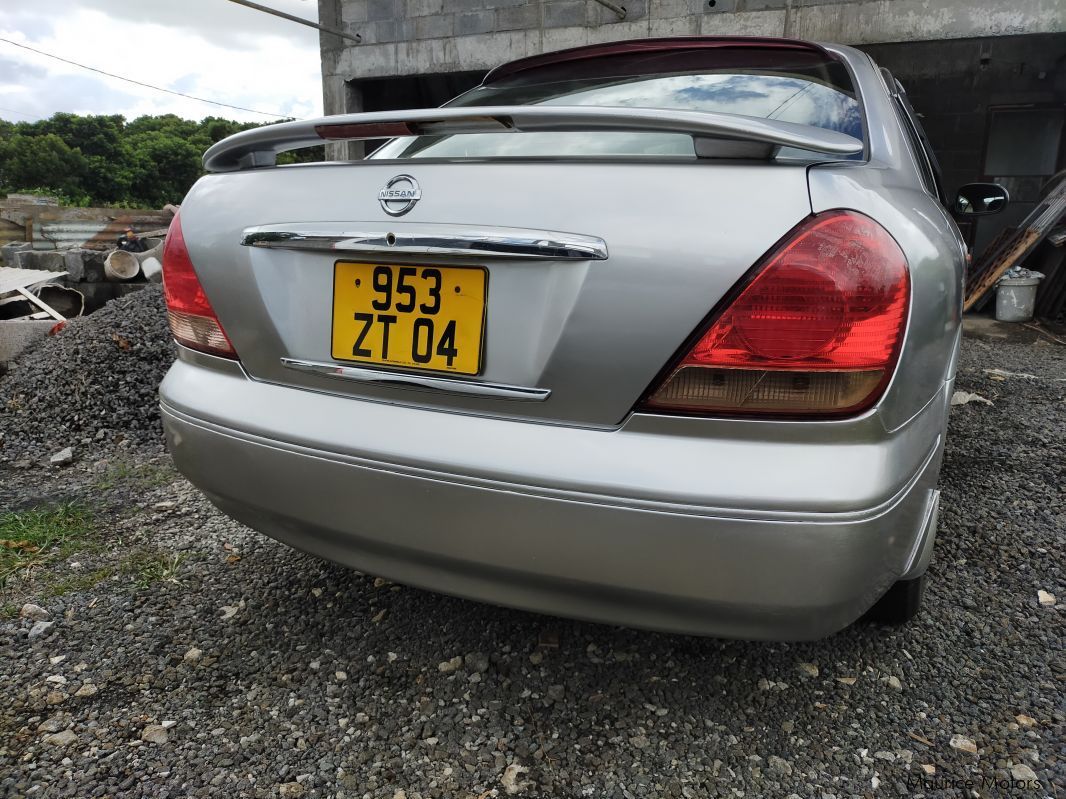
953;183;1009;216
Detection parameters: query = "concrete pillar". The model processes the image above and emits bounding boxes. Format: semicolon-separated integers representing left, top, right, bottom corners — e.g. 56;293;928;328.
322;75;367;161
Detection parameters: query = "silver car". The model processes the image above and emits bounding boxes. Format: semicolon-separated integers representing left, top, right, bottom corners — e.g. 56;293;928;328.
159;37;1007;639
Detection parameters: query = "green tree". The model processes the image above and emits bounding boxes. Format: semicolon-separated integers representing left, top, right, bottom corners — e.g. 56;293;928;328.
0;112;324;207
0;133;89;202
124;130;203;208
37;113;130;203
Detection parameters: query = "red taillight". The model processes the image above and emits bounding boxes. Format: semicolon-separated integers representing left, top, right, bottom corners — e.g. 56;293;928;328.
161;211;238;359
643;210;909;417
315;122;416;139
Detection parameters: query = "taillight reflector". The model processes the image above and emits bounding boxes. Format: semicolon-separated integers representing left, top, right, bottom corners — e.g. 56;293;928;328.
161;212;238;359
643;210;909;417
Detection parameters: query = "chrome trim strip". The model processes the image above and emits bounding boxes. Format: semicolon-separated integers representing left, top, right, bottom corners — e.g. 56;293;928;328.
241;226;608;260
279;358;551;401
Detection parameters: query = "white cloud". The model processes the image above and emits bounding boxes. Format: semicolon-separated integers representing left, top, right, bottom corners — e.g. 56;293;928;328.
0;0;323;123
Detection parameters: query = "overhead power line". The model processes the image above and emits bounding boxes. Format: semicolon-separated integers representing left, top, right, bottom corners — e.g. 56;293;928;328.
223;0;362;44
0;104;38;120
0;37;292;119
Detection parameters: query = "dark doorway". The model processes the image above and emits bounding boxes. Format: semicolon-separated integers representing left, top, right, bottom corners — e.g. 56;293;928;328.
358;71;487;112
860;34;1066;253
353;71;486;155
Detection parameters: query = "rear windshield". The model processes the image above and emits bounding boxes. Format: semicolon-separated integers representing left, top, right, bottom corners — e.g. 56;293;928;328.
372;46;864;161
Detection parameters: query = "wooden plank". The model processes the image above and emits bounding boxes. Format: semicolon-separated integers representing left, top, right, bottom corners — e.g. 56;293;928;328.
966;227;1015;288
14;287;65;321
964;229;1043;311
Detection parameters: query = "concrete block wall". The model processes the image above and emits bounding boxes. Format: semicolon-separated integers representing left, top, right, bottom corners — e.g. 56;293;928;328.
319;0;1066;114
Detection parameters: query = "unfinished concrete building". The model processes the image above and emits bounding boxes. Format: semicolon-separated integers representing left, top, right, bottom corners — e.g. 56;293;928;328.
316;0;1066;251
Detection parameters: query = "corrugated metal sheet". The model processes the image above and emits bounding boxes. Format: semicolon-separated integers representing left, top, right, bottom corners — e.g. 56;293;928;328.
0;266;66;295
0;204;173;251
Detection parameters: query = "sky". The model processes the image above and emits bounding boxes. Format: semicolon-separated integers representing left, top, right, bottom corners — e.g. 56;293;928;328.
0;0;324;124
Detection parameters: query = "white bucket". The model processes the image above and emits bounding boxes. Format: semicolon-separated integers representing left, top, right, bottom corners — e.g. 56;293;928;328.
104;249;140;281
141;256;163;283
995;274;1043;323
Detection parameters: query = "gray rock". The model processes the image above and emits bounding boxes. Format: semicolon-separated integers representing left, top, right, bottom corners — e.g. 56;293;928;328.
43;730;77;746
769;756;793;775
141;724;169;744
466;651;489;673
37;716;66;733
1011;763;1038;782
49;447;74;466
28;620;55;639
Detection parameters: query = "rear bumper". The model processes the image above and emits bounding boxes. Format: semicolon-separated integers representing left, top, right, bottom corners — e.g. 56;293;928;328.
160;351;947;640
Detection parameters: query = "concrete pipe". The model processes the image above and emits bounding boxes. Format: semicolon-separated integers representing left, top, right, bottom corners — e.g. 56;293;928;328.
104;249;140;281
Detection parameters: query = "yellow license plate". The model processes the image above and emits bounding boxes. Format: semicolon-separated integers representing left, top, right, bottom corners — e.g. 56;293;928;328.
331;262;487;375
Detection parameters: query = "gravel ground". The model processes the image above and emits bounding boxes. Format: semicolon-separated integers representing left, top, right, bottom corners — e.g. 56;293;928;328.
0;323;1063;799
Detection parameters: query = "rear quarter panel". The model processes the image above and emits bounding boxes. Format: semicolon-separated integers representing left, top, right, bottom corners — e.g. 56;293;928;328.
814;46;965;432
808;163;964;431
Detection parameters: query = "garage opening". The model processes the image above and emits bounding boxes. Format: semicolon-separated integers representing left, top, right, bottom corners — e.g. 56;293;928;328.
860;34;1066;253
346;71;486;157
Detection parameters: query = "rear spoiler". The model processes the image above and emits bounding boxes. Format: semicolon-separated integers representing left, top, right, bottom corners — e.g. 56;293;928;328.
203;106;863;172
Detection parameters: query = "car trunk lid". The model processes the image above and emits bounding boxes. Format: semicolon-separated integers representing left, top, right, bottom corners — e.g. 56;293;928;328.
180;159;813;426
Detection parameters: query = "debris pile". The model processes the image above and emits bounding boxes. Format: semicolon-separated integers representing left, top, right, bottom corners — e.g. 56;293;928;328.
0;286;175;464
1;230;166;322
1;201;174;367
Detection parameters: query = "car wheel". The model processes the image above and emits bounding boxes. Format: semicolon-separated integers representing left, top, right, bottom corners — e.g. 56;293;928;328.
863;575;926;625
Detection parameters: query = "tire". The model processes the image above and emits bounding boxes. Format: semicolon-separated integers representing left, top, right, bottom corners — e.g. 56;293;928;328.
863;575;926;625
